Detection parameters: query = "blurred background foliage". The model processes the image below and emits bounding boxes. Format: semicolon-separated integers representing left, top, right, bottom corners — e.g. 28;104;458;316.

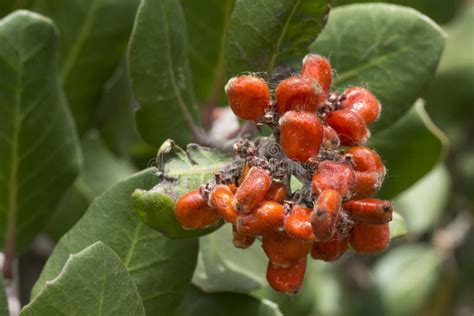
0;0;472;315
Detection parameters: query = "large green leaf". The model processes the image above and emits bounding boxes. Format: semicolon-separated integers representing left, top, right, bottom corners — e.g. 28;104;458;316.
370;101;448;199
0;11;81;253
177;285;282;316
31;169;198;316
46;131;136;240
180;0;234;105
193;224;268;292
34;0;140;133
0;274;7;316
373;244;442;316
311;3;445;133
128;0;199;147
225;0;330;77
21;242;145;316
395;164;451;235
133;143;231;238
425;4;474;127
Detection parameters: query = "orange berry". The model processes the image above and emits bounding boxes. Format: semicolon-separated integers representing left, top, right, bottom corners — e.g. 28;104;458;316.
235;167;272;213
322;124;340;149
352;171;383;199
350;223;390;253
264;183;288;203
311;189;342;241
266;259;307;294
343;198;392;224
284;205;315;241
311;161;355;198
237;201;285;235
209;185;238;224
301;54;332;105
232;225;255;249
326;110;370;145
347;146;386;175
262;231;311;267
228;183;237;193
311;233;348;262
175;190;220;229
225;75;271;121
275;76;321;115
341;87;381;125
280;111;324;162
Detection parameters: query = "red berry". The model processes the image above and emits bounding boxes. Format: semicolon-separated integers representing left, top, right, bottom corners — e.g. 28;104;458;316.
322;124;340;149
264;183;288;204
347;146;386;175
311;189;342;241
352;171;383;199
175;190;220;229
237;201;285;235
301;54;332;105
262;231;311;267
280;111;324;162
225;75;271;121
311;161;355;198
228;183;237;193
343;198;393;224
311;233;348;262
235;167;272;213
275;76;321;115
341;87;381;125
350;223;390;253
209;184;238;224
266;259;307;294
232;225;255;249
326;110;370;145
284;205;315;241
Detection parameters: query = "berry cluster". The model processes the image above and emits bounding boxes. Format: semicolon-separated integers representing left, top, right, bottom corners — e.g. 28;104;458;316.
174;54;393;294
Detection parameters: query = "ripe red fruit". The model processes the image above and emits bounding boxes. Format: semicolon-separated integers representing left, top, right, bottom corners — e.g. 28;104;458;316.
352;171;383;199
341;86;381;125
228;183;237;193
347;146;386;175
175;189;220;229
264;183;288;204
275;76;321;115
311;233;349;262
284;205;316;241
311;161;355;198
225;75;271;121
350;223;390;253
209;184;238;224
262;231;311;267
232;225;255;249
322;124;340;149
326;110;370;145
343;198;393;224
280;111;324;162
237;201;285;235
301;54;332;104
266;259;307;294
235;167;272;213
311;189;342;241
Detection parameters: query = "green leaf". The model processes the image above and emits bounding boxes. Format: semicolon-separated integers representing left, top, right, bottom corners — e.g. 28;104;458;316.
0;274;7;316
389;211;408;239
311;3;446;133
133;143;231;238
128;0;199;147
370;101;448;199
177;285;282;316
225;0;330;77
0;11;81;253
395;164;451;235
31;169;198;316
193;224;268;292
34;0;141;133
46;131;136;240
373;243;442;316
180;0;234;105
20;242;146;316
425;4;474;127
